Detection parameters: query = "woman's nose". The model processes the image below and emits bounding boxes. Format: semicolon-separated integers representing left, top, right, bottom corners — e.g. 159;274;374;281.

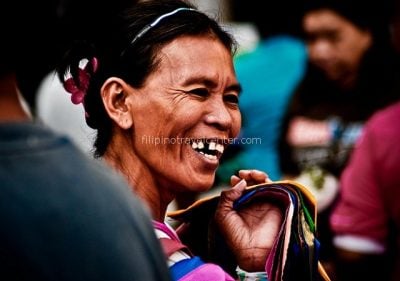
309;40;331;62
204;102;233;131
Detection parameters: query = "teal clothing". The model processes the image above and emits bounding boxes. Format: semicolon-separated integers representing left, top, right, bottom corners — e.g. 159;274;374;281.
217;35;307;182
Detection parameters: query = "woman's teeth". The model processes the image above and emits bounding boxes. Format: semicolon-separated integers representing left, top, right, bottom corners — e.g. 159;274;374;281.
191;140;224;160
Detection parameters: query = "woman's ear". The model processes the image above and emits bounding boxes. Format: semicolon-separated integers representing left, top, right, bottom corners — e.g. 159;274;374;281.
101;77;133;129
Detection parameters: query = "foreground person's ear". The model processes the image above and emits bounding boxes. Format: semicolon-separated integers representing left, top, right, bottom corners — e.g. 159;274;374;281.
101;77;133;129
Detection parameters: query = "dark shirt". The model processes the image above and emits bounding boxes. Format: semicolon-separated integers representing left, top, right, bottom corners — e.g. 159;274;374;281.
0;122;171;281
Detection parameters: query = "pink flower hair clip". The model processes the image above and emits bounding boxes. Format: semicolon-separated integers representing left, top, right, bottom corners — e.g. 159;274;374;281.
63;57;98;105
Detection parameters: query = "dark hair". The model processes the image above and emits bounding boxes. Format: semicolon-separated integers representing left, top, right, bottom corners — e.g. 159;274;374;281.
0;0;62;105
57;0;236;157
1;0;135;114
301;0;394;42
58;0;236;157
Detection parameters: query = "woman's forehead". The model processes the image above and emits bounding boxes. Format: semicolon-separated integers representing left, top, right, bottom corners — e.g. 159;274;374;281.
151;36;236;87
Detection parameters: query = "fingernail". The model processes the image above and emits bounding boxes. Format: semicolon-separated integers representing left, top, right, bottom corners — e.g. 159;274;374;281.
238;179;247;188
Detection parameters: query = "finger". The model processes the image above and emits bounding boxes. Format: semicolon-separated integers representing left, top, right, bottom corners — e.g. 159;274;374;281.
215;179;247;222
219;179;247;207
238;169;270;183
249;170;269;182
237;169;251;180
230;175;242;186
232;178;247;192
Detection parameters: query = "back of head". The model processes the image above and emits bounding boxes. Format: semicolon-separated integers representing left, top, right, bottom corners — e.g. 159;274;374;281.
2;0;135;112
57;0;235;157
0;1;60;78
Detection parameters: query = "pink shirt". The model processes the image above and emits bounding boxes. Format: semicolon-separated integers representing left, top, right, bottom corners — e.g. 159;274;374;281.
330;101;400;248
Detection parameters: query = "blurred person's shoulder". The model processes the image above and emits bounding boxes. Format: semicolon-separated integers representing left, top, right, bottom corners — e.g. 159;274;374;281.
367;101;400;129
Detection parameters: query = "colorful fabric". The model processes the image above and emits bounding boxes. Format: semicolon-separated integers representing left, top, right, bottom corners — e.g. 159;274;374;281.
168;180;331;281
236;266;268;281
153;221;235;281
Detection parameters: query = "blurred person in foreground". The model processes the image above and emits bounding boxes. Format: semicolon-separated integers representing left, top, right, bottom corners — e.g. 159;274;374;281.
57;0;284;280
0;1;171;280
278;0;400;270
330;100;400;281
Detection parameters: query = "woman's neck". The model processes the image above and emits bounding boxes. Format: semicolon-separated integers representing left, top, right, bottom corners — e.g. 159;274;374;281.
103;136;173;221
0;74;31;122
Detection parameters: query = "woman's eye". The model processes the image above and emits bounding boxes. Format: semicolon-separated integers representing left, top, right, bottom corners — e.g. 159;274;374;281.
189;88;209;97
224;93;239;104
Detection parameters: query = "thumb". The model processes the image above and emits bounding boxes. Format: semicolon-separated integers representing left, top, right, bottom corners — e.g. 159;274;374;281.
215;179;247;237
218;179;247;211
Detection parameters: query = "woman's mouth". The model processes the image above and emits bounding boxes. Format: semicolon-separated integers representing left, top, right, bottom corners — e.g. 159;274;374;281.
190;139;224;161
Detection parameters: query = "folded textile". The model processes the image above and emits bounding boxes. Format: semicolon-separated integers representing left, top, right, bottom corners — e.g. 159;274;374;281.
167;180;331;281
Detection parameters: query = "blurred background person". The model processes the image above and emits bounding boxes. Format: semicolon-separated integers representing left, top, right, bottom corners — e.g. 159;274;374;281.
278;0;400;276
0;0;171;280
330;101;400;281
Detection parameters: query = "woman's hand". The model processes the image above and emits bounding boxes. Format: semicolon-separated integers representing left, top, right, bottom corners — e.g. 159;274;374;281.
215;170;283;272
230;169;271;187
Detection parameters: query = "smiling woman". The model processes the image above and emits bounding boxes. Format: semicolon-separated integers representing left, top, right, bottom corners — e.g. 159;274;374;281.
57;0;282;280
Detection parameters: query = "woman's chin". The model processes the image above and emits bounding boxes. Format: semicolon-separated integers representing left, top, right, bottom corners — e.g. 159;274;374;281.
188;175;215;193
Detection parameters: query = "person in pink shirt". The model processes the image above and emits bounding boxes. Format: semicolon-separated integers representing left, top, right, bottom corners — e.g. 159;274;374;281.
330;101;400;281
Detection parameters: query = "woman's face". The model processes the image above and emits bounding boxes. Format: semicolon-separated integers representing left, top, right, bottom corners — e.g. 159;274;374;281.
127;35;241;193
303;9;372;87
